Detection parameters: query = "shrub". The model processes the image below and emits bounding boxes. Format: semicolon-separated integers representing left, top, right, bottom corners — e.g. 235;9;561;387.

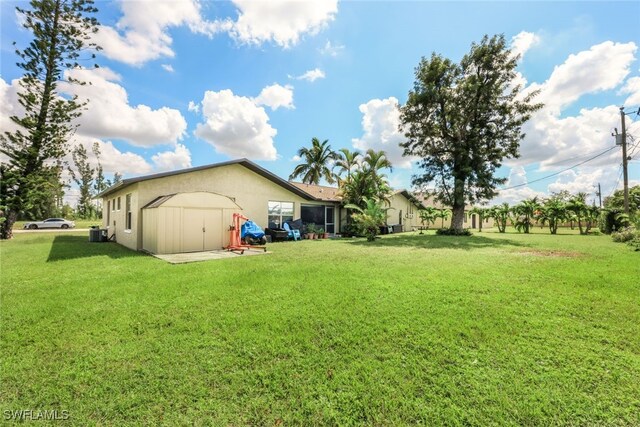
611;227;638;243
627;237;640;251
340;223;360;238
436;228;473;236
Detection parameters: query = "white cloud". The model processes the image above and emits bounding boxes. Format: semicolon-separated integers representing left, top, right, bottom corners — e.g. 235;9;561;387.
513;41;639;176
352;97;413;169
290;154;301;162
58;67;187;147
161;64;175;73
95;0;338;66
0;77;22;135
510;31;540;60
547;169;604;195
187;101;200;114
94;0;231;67
491;166;545;205
0;77;166;176
619;76;640;106
152;143;192;171
230;0;338;48
293;68;325;82
319;40;344;57
528;41;637;114
253;83;294;110
66;137;153;177
518;106;623;169
194;89;278;160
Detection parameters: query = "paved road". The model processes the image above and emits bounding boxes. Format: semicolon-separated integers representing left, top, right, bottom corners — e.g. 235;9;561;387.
13;228;90;234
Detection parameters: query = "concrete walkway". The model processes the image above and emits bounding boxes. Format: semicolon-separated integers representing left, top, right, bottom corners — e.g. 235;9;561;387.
153;249;270;264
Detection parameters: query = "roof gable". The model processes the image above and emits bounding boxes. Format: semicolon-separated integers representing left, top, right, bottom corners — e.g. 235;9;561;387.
96;158;315;201
289;182;341;202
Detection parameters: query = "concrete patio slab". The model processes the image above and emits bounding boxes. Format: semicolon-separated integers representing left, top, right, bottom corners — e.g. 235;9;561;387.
153;249;270;264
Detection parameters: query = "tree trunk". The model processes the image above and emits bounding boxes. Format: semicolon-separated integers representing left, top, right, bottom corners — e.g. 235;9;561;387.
450;175;465;231
0;210;17;240
451;205;465;231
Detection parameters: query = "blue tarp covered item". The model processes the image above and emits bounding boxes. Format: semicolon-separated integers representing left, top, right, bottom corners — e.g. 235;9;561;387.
241;220;265;239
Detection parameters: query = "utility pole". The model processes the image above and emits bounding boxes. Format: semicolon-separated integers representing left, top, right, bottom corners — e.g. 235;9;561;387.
595;183;602;208
620;107;629;214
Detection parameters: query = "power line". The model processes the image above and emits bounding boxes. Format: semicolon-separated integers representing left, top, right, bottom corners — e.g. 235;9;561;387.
536;146;620;168
497;146;618;192
608;166;624;198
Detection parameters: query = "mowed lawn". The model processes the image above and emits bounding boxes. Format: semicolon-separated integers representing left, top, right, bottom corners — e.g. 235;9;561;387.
1;230;639;425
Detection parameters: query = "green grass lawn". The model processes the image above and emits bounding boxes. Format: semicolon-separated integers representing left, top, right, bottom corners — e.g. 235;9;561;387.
1;230;639;425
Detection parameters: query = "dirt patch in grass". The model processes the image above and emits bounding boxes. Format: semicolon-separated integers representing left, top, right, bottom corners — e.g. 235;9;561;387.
512;249;583;258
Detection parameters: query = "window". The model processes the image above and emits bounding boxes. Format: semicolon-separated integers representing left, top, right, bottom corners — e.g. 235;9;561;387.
125;194;132;230
301;205;325;227
268;201;294;228
117;196;121;211
107;201;110;224
111;199;115;211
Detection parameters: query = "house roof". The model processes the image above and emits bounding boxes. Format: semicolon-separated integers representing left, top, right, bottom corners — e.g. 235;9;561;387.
96;158;316;200
289;182;342;202
142;194;176;209
393;189;428;210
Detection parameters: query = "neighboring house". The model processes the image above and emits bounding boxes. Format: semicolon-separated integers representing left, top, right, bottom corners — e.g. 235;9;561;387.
96;158;439;254
388;190;427;231
418;194;495;230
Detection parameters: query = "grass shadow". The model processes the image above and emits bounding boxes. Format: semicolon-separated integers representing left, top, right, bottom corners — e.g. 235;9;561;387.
347;232;531;251
47;235;143;262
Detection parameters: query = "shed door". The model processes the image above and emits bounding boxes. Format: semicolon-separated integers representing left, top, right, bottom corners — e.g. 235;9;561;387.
182;208;223;252
183;209;205;252
203;209;222;251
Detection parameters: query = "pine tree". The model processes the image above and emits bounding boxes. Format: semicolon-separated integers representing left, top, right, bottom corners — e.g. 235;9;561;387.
70;144;96;219
400;35;542;232
0;0;100;239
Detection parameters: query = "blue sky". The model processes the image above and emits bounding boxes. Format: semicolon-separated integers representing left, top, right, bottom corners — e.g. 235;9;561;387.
1;0;639;206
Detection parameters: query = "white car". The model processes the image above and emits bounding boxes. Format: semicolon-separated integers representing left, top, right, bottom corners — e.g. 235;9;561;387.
23;218;76;230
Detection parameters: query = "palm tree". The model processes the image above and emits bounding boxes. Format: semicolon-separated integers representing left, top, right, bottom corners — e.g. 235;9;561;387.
536;198;567;234
488;203;511;233
583;204;600;234
469;206;487;232
344;197;393;241
333;148;361;182
566;193;589;235
512;197;539;233
436;208;451;228
339;170;375;207
338;149;393;209
418;207;439;233
362;149;393;202
362;149;393;176
289;138;338;184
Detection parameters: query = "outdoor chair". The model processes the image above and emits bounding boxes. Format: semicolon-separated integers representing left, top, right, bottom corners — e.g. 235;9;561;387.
283;222;301;241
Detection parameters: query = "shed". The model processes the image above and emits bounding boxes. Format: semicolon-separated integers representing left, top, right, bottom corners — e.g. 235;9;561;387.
142;192;242;254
